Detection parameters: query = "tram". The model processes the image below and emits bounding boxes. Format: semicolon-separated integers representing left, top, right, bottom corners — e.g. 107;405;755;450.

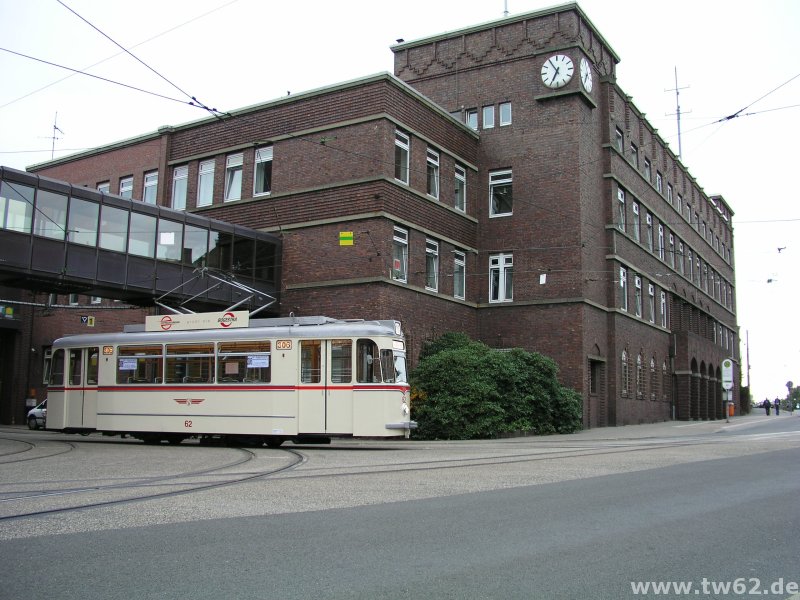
45;314;415;446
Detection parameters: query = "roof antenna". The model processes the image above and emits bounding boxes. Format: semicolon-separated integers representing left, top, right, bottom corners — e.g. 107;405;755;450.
51;112;64;159
665;67;690;160
503;0;509;17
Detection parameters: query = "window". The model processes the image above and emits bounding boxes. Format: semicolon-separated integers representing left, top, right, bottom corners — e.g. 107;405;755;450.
99;205;128;252
97;182;110;193
356;339;382;383
165;343;214;384
678;242;685;275
650;358;657;400
660;291;667;327
634;276;642;317
33;189;67;240
658;224;665;260
644;159;651;181
67;198;99;246
703;263;709;292
465;109;478;130
630;143;638;168
224;153;243;201
117;345;163;384
426;148;439;199
615;128;624;152
499;102;512;126
143;171;158;204
330;340;352;383
453;250;465;300
636;353;644;399
156;219;183;263
68;293;79;305
119;177;133;199
667;183;673;204
128;212;157;257
617;188;626;231
656;171;663;193
197;159;215;207
391;227;408;282
482;105;495;129
300;340;321;383
425;239;439;291
489;169;513;217
632;202;640;242
646;213;653;252
619;267;628;312
687;249;694;280
172;166;188;211
394;130;410;184
668;234;675;268
253;146;273;196
454;165;466;212
489;253;513;302
648;284;655;323
217;341;271;383
621;349;630;396
91;296;101;304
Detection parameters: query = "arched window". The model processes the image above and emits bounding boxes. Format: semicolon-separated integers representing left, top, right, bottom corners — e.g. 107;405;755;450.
650;357;657;400
636;353;644;399
621;350;630;397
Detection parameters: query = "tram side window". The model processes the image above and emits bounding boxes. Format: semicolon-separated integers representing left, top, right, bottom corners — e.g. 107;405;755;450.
331;339;352;383
217;341;271;383
301;340;321;383
117;345;163;384
69;349;83;385
356;339;382;383
87;348;99;385
49;349;65;386
165;344;214;383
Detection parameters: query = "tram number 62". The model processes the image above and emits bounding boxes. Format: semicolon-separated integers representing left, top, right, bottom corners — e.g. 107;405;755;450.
185;420;193;428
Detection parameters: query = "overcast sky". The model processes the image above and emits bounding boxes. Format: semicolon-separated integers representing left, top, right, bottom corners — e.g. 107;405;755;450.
0;0;798;402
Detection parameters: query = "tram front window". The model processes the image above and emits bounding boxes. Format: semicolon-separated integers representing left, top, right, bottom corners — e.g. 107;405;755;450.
380;350;407;383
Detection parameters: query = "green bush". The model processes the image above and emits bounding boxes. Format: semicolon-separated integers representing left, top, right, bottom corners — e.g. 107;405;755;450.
410;336;582;439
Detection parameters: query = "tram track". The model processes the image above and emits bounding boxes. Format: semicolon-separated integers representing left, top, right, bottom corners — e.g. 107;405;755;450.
0;447;306;523
0;435;77;464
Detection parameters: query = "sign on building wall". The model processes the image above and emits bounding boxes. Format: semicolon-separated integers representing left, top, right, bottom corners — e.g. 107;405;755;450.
339;231;354;246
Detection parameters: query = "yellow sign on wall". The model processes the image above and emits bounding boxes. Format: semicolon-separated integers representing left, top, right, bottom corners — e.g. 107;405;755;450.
339;231;354;246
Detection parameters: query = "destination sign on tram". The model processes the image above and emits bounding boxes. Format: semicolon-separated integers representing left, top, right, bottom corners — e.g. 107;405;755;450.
145;311;250;332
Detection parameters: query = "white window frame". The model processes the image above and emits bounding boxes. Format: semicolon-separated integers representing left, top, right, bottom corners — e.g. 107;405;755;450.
499;102;512;126
465;109;478;130
425;239;439;291
90;296;102;305
668;234;675;268
644;158;651;181
171;165;188;211
634;275;642;317
97;182;110;193
660;291;667;327
394;130;410;184
630;143;638;168
489;169;513;217
678;242;685;275
617;188;626;231
646;213;653;252
667;183;673;204
648;284;655;323
453;250;466;300
632;202;640;242
197;159;215;207
656;171;663;193
489;253;513;303
615;128;624;152
253;146;273;196
482;105;495;129
619;267;628;312
143;171;158;204
391;226;408;283
119;176;133;199
657;224;665;260
426;148;440;199
224;153;243;201
454;165;466;212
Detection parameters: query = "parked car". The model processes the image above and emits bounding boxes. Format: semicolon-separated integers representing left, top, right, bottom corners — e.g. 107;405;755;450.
27;399;46;430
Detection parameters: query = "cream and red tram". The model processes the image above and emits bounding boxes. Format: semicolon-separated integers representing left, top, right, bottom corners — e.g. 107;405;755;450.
45;316;415;446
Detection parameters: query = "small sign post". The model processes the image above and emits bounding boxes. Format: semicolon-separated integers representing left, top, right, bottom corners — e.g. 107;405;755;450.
722;358;734;422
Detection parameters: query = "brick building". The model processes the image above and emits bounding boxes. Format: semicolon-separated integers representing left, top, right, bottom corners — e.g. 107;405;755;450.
13;2;738;428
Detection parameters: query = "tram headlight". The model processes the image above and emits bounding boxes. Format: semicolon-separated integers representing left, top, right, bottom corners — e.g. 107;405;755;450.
401;401;410;416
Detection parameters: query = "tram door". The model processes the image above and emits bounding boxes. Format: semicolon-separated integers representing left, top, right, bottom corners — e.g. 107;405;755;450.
65;347;99;428
297;339;354;434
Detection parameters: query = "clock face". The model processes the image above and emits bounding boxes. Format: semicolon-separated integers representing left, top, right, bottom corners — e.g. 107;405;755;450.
541;54;574;89
580;57;593;92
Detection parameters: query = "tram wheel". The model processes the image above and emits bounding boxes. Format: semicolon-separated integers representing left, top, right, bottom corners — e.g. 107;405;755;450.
265;437;284;448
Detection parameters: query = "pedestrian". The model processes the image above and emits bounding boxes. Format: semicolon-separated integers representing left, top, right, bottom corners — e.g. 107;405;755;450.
774;398;780;416
763;399;771;416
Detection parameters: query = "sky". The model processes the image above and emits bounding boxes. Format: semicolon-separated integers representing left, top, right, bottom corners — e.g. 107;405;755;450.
0;0;798;402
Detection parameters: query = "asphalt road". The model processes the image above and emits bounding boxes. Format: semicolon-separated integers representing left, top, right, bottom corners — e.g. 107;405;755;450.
1;414;798;599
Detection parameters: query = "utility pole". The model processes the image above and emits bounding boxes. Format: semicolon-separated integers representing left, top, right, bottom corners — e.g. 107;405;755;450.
665;67;689;160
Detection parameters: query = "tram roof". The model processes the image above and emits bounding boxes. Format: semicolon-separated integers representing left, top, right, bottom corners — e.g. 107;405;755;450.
52;317;403;347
